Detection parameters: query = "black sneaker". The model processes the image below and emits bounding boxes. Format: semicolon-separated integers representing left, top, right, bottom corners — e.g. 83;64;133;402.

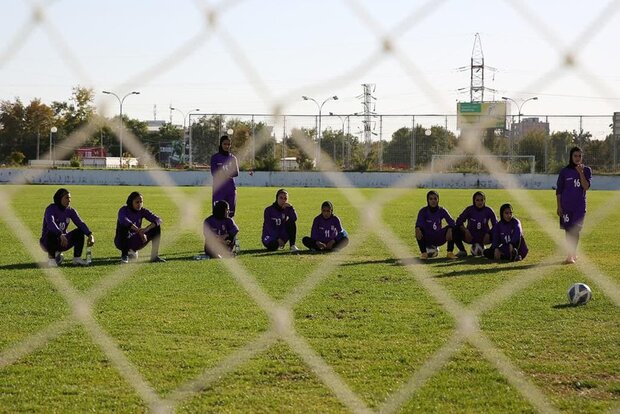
150;256;166;263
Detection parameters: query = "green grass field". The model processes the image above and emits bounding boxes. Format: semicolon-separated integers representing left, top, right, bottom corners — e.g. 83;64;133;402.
0;185;618;413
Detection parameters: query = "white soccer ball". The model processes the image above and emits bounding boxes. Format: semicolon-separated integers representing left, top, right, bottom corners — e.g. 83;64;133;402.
470;243;484;257
567;283;592;306
426;245;439;258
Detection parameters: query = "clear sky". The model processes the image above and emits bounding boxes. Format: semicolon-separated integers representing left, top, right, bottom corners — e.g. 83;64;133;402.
2;0;619;136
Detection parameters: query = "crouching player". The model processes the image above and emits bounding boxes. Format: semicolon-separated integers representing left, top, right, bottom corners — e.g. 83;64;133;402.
204;200;239;258
483;203;528;261
415;190;457;259
302;201;349;252
262;188;299;253
114;191;165;264
40;188;95;267
453;191;497;257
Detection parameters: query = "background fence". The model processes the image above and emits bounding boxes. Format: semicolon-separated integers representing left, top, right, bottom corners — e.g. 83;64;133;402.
186;113;619;174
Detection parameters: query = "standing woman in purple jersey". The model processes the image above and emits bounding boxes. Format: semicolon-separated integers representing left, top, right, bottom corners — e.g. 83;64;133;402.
556;146;592;264
415;190;457;260
40;188;95;267
453;191;498;257
483;203;528;261
262;188;299;252
210;135;239;217
302;201;349;252
114;191;165;264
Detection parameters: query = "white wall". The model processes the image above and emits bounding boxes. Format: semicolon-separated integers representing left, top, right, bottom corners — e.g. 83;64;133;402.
1;168;619;190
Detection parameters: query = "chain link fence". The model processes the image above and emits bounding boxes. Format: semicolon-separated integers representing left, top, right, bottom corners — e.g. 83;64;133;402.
191;113;618;173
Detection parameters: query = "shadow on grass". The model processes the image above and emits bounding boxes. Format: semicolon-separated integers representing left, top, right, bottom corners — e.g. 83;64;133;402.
340;258;401;266
552;303;581;309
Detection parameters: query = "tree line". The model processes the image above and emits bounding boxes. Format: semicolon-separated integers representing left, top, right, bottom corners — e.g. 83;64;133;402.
1;87;616;173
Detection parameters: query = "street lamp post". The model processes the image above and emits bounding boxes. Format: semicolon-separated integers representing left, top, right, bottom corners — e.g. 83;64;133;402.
49;126;57;167
302;95;338;166
329;112;346;165
501;96;538;124
102;90;140;168
170;107;200;167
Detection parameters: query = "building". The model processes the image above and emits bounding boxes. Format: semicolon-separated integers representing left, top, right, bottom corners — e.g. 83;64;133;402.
509;117;550;138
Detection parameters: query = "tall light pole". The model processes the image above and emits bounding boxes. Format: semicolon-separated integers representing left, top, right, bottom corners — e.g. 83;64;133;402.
501;96;538;124
329;112;346;165
170;106;200;166
302;95;338;166
102;90;140;168
49;126;57;167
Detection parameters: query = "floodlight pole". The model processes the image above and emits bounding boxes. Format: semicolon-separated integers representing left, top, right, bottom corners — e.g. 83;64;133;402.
501;96;538;124
302;95;338;166
171;107;200;166
102;90;140;168
49;126;57;167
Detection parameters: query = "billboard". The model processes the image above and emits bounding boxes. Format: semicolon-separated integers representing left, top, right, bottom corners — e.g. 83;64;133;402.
457;101;507;129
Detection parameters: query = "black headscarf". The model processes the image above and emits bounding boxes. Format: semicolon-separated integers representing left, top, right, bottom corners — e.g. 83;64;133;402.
213;200;229;220
126;191;143;211
426;190;439;213
219;135;231;156
273;188;288;210
472;191;486;209
499;203;513;223
53;188;69;209
567;146;582;168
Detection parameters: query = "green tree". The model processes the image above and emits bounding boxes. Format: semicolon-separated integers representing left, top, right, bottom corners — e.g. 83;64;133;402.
517;130;546;172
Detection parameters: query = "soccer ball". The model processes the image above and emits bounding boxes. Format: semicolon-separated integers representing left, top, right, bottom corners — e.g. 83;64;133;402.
567;283;592;305
426;245;439;258
470;243;484;257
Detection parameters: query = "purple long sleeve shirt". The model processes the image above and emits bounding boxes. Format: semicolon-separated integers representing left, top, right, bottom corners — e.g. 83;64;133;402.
455;205;497;241
40;204;91;244
262;203;297;243
204;215;239;239
210;152;239;202
415;206;455;239
556;165;592;216
491;218;523;249
114;206;161;246
310;214;343;244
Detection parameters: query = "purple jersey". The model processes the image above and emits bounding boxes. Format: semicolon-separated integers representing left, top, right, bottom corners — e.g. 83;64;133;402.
114;206;161;246
204;215;239;239
556;166;592;215
310;214;344;244
456;205;497;243
40;204;91;244
210;152;239;202
262;203;297;244
416;206;455;244
492;218;528;259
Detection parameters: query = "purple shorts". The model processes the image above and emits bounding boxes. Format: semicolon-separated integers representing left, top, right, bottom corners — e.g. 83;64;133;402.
559;211;585;231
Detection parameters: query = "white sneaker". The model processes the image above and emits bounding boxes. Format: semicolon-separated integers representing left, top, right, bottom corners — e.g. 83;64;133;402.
128;250;138;260
290;244;300;253
120;255;129;264
72;257;89;266
47;258;58;268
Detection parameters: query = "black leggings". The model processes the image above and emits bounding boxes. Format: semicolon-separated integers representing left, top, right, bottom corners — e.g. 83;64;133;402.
265;221;297;251
46;228;85;258
302;236;349;251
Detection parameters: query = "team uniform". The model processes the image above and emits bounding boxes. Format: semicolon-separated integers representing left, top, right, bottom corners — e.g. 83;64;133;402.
210;151;239;217
415;206;455;252
556;165;592;231
455;205;497;245
262;203;297;250
302;214;349;251
40;203;91;259
203;215;239;257
114;205;162;258
484;217;528;261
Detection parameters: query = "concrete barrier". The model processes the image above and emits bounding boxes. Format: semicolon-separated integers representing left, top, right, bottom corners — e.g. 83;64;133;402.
1;168;619;190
